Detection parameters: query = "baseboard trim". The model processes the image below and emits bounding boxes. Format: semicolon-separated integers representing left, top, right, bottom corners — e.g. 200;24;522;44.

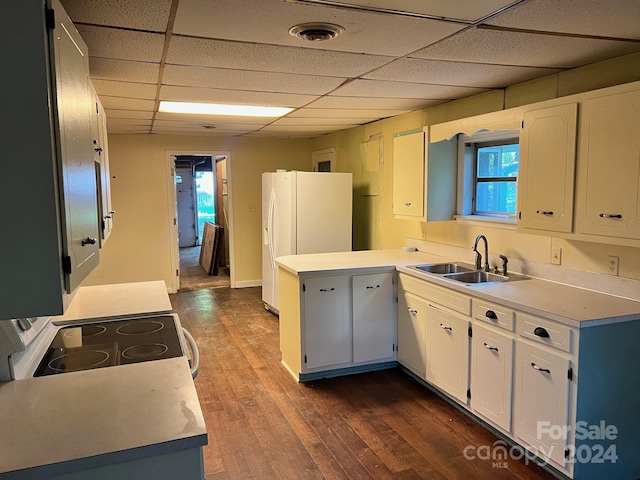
233;279;262;288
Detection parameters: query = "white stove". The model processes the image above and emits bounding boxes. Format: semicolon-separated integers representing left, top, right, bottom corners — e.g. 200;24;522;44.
0;314;199;381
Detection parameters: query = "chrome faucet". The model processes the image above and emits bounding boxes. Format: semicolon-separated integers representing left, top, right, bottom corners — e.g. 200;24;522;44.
473;234;490;272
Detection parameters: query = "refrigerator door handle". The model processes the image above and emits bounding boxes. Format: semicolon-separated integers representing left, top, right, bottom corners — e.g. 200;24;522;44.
267;188;277;270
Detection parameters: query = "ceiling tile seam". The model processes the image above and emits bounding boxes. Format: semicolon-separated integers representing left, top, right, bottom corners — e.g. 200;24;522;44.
150;0;181;134
72;22;166;36
477;24;640;43
401;56;567;71
161;62;353;81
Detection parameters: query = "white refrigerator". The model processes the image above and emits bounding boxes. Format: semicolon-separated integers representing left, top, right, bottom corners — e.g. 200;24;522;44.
262;171;352;313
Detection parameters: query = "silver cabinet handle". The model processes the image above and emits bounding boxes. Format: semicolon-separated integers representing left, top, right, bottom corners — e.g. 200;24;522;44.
407;308;418;315
599;213;622;219
483;343;498;352
531;362;550;374
366;285;380;289
319;287;335;292
440;324;452;331
536;210;553;216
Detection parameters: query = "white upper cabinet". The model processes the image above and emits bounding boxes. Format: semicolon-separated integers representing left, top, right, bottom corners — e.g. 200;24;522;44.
92;91;113;245
575;90;640;241
393;130;425;218
518;104;577;234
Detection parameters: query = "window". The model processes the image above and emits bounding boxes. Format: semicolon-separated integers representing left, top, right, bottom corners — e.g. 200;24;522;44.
473;141;519;216
456;131;520;224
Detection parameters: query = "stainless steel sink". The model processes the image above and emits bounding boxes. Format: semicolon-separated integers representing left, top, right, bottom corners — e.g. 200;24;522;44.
443;270;528;284
410;263;475;274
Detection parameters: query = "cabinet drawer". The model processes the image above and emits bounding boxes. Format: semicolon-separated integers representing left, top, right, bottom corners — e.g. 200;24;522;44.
398;274;471;316
517;312;572;353
472;300;515;332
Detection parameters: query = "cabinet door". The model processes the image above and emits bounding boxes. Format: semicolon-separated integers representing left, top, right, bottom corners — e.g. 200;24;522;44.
518;104;577;233
470;323;514;432
53;1;100;292
92;92;113;245
393;131;424;218
576;90;640;239
397;291;428;378
425;305;469;403
303;275;351;370
352;273;395;364
514;342;570;467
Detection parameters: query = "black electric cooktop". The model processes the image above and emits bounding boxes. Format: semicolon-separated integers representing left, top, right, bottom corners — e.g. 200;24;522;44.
34;315;184;377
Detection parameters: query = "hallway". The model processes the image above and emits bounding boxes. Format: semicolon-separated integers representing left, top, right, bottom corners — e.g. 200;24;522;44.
179;246;230;291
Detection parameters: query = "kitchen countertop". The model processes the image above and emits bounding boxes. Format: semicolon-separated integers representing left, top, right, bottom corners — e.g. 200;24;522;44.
0;357;207;479
55;281;173;323
276;249;640;327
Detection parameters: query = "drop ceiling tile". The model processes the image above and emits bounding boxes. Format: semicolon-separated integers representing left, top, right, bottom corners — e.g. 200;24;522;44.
333;79;488;99
166;37;394;77
288;107;410;118
162;65;347;95
260;124;359;133
99;96;156;111
310;96;442;109
288;0;521;23
153;119;267;129
159;85;317;108
76;25;165;63
107;118;152;127
485;0;640;40
365;57;560;88
104;109;154;120
271;117;369;126
155;112;277;124
173;0;466;57
89;58;160;84
412;27;640;69
93;80;157;99
108;127;152;134
59;0;173;32
151;126;259;135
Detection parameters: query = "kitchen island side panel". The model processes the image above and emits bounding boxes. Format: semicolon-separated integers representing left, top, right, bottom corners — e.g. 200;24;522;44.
279;267;302;380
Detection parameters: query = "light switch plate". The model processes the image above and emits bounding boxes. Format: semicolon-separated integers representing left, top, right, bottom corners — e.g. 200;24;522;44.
551;247;562;265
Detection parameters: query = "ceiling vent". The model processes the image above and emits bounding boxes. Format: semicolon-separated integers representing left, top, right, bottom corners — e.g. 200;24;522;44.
289;23;344;41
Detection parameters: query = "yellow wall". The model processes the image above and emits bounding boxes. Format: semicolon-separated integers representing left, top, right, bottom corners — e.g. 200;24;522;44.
83;134;312;288
313;52;640;281
85;52;640;289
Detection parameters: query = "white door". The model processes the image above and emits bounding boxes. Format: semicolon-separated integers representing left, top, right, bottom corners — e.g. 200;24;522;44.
352;273;395;364
176;167;197;247
303;275;351;370
397;291;428;378
425;305;470;403
470;323;514;432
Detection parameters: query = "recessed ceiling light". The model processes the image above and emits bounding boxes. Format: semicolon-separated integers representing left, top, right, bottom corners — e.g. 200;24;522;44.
289;22;344;41
159;101;293;117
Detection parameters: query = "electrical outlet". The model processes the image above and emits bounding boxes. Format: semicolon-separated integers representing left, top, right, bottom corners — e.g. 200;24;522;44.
247;203;256;212
551;247;562;265
607;255;619;276
421;225;427;240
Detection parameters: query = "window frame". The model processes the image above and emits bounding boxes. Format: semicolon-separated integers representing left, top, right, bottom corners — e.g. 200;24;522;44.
472;139;520;217
456;130;520;224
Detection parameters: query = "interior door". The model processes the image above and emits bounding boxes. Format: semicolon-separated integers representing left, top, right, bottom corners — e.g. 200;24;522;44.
176;167;197;247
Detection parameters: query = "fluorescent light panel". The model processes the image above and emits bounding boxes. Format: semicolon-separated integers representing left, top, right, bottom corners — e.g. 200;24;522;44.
158;101;293;117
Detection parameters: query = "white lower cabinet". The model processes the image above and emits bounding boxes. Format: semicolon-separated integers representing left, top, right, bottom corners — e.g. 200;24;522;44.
352;272;396;364
425;305;470;403
470;323;514;432
514;341;571;468
397;291;428;378
303;275;351;370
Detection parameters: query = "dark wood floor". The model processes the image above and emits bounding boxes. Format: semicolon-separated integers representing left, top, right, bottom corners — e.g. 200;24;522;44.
171;287;557;480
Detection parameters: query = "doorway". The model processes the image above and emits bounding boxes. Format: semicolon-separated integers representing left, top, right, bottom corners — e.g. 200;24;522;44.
167;151;234;292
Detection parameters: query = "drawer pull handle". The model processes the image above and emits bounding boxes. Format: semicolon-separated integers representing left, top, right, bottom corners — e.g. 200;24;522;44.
485;310;498;320
366;285;380;289
81;237;97;246
440;324;452;332
599;213;622;219
534;327;550;338
536;210;554;216
407;308;418;315
483;343;498;352
531;362;550;374
404;202;412;206
319;288;335;292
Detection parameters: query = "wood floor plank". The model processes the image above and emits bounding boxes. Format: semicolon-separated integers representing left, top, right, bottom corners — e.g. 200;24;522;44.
171;286;557;480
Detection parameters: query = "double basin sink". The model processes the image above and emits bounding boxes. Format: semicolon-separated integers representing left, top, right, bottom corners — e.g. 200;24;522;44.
407;262;528;285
